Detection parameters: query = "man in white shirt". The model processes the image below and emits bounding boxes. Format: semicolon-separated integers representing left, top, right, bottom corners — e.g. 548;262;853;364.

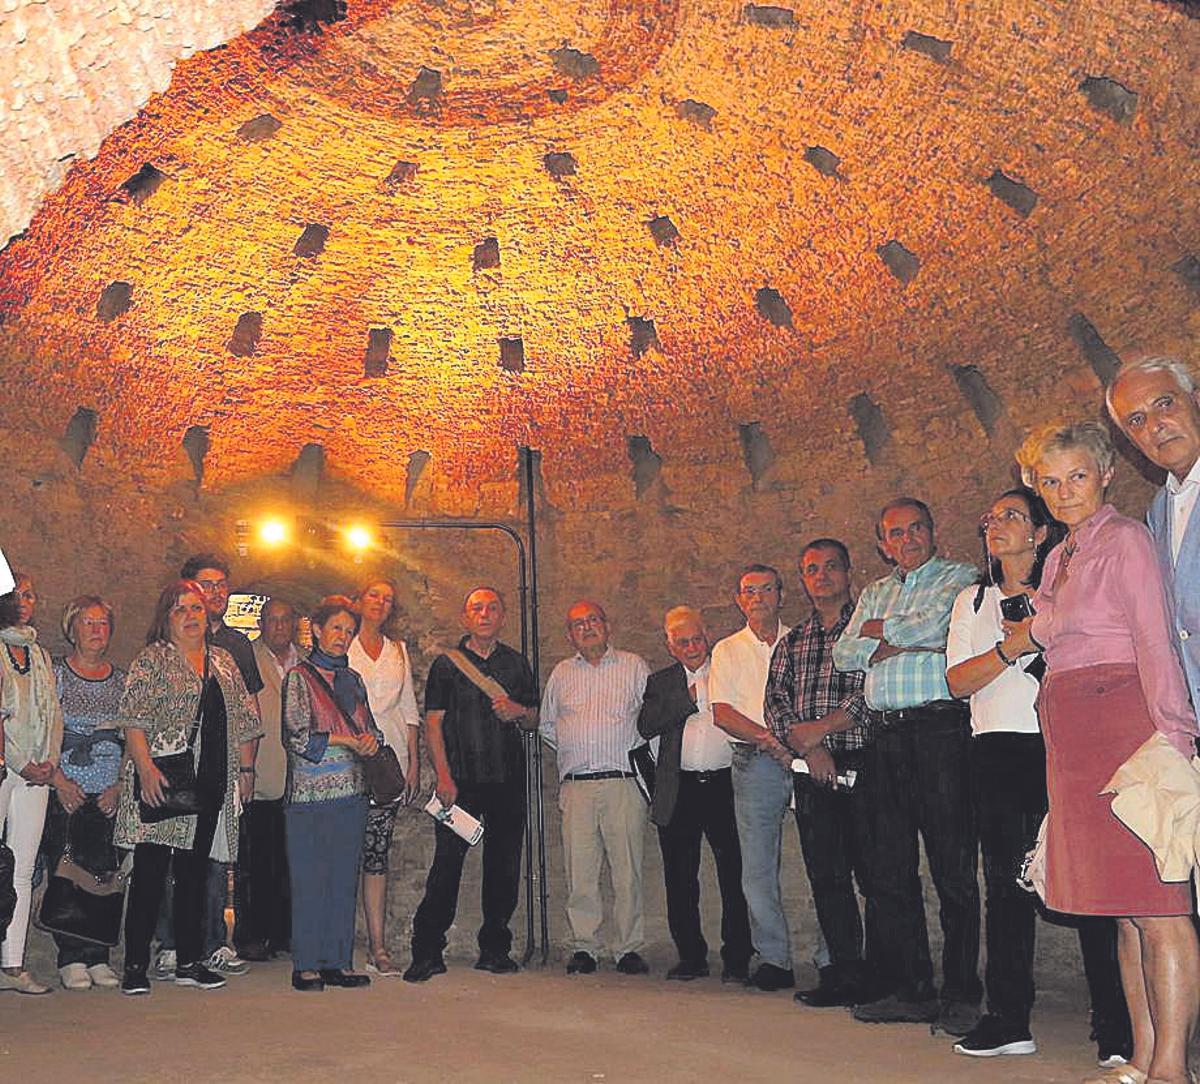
1108;356;1200;706
638;606;752;982
709;564;795;991
541;600;651;976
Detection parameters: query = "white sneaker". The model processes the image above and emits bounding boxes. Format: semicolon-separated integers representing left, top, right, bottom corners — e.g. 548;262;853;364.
59;963;92;990
0;968;52;995
87;963;120;989
204;946;250;975
152;948;176;980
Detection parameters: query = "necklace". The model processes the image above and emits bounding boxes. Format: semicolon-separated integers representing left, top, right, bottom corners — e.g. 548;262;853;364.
5;643;30;675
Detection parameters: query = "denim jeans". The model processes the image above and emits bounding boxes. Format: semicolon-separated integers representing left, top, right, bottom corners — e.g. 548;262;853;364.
731;744;795;970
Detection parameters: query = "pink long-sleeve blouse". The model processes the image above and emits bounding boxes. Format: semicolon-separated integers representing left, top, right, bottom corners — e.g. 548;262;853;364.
1031;504;1198;757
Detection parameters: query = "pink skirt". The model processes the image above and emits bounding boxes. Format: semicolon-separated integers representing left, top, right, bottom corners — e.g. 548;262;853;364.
1038;663;1191;917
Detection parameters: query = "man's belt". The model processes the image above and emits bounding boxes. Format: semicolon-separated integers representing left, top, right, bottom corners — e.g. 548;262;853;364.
563;770;635;782
679;768;730;784
871;700;967;728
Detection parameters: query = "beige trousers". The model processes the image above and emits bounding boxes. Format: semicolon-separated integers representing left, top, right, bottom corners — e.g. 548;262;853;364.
558;777;647;959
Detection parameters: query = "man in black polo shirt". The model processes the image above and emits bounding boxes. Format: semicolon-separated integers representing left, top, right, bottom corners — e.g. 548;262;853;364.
403;586;539;982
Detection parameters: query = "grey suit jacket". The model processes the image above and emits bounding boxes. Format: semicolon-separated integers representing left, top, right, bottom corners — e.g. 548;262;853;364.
637;661;699;828
1147;486;1200;708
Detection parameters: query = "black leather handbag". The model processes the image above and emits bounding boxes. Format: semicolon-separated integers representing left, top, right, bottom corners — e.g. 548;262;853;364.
0;840;15;942
135;669;222;823
36;824;129;947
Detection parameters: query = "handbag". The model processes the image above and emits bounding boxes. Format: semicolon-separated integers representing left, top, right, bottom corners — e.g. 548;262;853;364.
36;821;131;947
0;839;15;942
302;662;407;807
135;662;222;823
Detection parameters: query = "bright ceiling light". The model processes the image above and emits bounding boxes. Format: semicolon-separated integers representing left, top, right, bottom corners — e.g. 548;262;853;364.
345;524;373;552
259;518;288;546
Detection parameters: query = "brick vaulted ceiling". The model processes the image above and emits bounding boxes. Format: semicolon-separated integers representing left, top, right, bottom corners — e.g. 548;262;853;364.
0;0;1198;512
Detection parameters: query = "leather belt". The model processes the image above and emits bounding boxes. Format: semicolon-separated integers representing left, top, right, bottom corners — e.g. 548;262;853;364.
563;770;635;782
871;700;967;728
680;769;730;784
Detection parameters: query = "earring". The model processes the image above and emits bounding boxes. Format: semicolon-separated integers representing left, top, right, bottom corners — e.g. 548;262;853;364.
1027;536;1035;542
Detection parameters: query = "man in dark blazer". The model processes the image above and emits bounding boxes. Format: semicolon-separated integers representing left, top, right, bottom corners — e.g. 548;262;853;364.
638;606;752;982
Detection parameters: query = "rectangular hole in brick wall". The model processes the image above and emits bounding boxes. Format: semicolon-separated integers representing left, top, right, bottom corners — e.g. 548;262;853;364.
849;393;889;463
182;425;210;483
877;240;920;285
984;170;1038;217
1171;255;1200;298
675;99;716;128
803;146;841;178
745;4;795;28
901;30;953;62
1067;312;1121;383
409;67;443;104
549;46;600;80
473;237;501;270
119;163;166;206
238;114;282;142
280;0;346;32
227;312;263;356
949;365;1004;436
628;316;659;356
385;161;418;188
627;435;662;497
294;223;329;257
738;422;776;488
1079;75;1138;123
405;449;431;506
96;281;133;322
365;327;393;376
499;337;525;372
544;152;577;178
647;215;680;246
755;286;793;327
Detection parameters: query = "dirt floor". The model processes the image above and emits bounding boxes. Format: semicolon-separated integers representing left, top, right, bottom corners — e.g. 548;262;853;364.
0;953;1114;1083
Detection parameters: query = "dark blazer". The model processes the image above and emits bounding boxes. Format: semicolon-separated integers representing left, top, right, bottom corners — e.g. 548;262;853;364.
637;661;699;828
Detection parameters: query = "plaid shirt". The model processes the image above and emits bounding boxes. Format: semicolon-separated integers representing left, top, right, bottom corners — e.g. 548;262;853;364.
832;556;977;710
763;602;870;752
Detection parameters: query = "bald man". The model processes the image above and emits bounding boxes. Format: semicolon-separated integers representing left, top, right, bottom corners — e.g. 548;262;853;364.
638;607;751;982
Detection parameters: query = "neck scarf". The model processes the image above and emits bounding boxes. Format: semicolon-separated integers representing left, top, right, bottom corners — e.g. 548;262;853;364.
0;625;58;752
308;646;362;720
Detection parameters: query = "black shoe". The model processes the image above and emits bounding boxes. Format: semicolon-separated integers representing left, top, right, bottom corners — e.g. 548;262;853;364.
291;971;325;992
795;968;861;1007
319;969;370;988
236;941;272;963
721;961;750;984
475;952;520;974
852;991;940;1024
747;962;795;991
616;952;650;975
666;959;709;981
121;966;150;996
174;962;227;990
938;999;982;1037
953;1014;1036;1057
566;951;597;975
402;957;447;983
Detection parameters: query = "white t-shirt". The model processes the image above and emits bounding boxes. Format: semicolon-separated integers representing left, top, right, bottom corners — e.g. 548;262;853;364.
945;584;1041;736
348;635;420;769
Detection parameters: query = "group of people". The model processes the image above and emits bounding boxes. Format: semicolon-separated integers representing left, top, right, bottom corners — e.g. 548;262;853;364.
1;355;1199;1084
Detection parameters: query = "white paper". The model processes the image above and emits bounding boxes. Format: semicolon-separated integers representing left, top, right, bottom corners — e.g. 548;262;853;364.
423;794;484;845
790;758;857;790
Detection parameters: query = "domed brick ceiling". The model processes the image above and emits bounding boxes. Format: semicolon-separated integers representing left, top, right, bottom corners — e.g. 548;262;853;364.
2;0;1196;515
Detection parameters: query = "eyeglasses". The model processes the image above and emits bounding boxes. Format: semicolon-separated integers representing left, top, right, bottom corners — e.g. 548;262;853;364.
739;584;779;597
979;508;1031;531
195;578;229;593
569;615;606;631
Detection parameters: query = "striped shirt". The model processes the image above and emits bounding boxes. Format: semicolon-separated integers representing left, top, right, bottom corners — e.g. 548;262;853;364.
832;556;977;710
540;647;651;780
764;603;870;752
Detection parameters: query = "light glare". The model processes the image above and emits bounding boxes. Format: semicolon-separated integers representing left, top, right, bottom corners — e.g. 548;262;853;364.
259;518;288;546
346;524;373;552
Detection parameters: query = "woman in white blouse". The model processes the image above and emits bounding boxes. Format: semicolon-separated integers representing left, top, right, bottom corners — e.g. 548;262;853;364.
349;577;420;976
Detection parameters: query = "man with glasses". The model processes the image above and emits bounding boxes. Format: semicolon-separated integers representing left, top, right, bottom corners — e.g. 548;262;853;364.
833;499;980;1031
709;564;795;991
540;600;651;976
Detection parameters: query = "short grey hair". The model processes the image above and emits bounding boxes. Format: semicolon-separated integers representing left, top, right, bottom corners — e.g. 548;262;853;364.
1015;420;1116;487
1105;355;1197;424
663;605;703;636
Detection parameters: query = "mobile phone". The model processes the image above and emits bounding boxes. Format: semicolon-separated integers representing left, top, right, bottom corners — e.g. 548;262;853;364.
999;593;1034;622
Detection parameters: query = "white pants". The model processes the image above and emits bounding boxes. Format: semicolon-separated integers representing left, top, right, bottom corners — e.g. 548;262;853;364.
0;773;50;968
558;777;646;959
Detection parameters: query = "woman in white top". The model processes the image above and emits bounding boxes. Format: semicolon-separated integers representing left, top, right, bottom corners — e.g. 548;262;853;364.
946;487;1129;1067
349;577;420;976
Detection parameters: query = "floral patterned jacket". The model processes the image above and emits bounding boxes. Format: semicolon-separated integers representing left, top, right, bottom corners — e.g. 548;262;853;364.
113;642;262;857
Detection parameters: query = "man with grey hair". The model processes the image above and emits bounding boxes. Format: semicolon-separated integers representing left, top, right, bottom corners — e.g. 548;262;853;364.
1107;356;1200;707
638;606;751;982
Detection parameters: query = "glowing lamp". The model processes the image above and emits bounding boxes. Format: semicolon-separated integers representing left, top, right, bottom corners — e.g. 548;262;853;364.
258;518;289;546
345;524;373;552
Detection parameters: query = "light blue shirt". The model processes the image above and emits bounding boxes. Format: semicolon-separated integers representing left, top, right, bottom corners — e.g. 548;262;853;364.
833;556;977;710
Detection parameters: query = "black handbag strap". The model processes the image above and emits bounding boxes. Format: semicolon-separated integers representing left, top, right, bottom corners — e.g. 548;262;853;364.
300;661;367;738
181;651;212;751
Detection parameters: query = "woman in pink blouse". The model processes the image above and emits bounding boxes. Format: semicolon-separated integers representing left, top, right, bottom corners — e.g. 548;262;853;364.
1005;421;1199;1084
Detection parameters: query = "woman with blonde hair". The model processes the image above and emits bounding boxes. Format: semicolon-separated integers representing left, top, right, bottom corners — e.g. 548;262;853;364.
1003;421;1199;1084
347;576;420;976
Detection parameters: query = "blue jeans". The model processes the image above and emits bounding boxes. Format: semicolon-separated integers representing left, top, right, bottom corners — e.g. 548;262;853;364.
731;744;795;970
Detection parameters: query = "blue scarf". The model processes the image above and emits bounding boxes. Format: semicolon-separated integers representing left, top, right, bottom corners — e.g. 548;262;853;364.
308;647;363;720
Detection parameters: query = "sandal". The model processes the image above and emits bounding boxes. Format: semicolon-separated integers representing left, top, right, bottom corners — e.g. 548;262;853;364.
1083;1067;1148;1084
366;951;402;977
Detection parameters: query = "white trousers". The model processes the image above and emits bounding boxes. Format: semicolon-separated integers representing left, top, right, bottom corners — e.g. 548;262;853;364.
0;772;50;968
558;777;646;959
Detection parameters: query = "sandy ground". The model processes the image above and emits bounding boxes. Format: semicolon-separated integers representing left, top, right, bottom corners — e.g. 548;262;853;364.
0;954;1113;1083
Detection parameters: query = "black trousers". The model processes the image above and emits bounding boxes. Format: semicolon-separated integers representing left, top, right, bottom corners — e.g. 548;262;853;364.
42;795;118;967
657;768;752;968
123;810;219;970
793;749;879;984
411;781;525;960
870;707;981;1003
233;798;291;954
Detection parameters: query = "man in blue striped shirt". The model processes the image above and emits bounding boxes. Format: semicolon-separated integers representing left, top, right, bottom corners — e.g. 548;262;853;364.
541;600;651;976
832;497;981;1033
